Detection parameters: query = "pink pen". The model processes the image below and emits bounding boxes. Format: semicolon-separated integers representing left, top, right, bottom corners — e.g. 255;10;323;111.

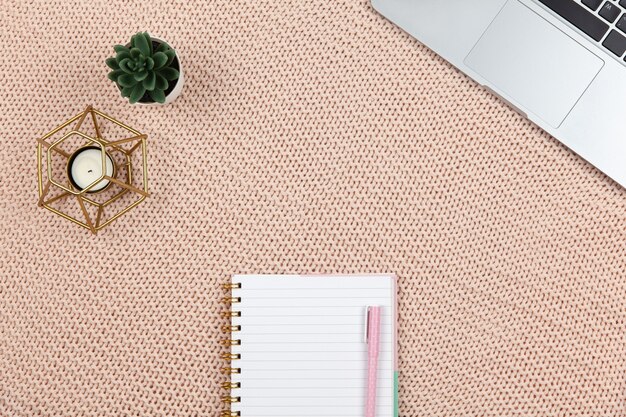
366;306;382;417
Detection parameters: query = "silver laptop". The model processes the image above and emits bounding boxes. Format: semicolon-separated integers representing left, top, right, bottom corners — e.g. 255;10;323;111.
373;0;626;188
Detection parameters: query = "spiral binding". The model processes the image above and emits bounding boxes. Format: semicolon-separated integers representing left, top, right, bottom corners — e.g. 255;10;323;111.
221;396;242;403
221;353;241;360
222;325;242;333
220;339;241;346
221;281;242;415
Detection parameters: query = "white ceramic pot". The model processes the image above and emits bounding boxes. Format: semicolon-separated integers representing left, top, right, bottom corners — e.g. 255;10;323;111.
122;36;184;106
160;63;184;105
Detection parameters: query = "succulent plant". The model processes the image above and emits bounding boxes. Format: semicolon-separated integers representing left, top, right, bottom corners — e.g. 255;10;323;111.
106;32;180;104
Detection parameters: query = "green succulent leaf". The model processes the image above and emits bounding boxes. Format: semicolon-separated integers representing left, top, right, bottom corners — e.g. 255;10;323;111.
105;57;119;70
143;32;153;55
151;52;168;69
146;57;154;70
116;50;131;62
119;58;134;74
129;83;147;104
158;67;179;81
133;70;149;81
149;88;166;104
156;42;171;53
164;49;176;67
113;45;129;54
143;71;156;91
130;47;142;60
155;73;169;91
118;73;137;88
107;69;124;81
133;33;151;57
121;86;133;98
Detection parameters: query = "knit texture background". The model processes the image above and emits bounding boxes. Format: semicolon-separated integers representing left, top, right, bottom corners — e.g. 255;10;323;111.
1;0;625;416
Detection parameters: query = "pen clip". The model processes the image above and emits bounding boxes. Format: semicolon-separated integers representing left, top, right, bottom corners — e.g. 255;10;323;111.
365;306;370;344
365;306;382;344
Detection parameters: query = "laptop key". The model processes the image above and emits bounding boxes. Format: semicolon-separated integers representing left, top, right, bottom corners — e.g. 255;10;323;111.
599;2;621;23
617;14;626;33
538;0;610;41
603;30;626;56
582;0;603;11
620;0;626;8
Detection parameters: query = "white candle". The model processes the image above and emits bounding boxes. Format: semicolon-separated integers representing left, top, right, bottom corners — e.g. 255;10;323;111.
68;147;115;192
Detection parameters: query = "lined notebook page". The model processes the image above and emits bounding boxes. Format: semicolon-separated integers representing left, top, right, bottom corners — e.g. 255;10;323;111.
231;274;396;417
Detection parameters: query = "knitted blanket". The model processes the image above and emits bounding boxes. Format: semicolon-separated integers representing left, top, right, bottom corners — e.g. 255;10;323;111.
1;0;625;415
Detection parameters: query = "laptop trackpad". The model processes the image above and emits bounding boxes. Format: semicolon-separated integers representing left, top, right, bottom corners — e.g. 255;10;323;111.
464;0;603;128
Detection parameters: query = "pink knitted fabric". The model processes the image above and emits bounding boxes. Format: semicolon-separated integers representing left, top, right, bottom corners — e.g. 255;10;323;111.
1;0;625;416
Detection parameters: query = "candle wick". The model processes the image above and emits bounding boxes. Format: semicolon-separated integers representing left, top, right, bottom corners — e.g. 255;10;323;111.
88;170;93;173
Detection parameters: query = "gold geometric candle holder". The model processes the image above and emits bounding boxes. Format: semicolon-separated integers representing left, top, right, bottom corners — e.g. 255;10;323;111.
37;106;149;234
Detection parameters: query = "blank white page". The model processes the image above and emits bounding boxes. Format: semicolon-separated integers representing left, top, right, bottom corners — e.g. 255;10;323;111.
230;274;397;417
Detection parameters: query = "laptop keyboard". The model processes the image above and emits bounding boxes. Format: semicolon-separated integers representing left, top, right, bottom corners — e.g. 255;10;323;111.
537;0;626;61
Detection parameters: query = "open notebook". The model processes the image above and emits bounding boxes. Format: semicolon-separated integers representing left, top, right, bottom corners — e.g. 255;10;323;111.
222;274;398;417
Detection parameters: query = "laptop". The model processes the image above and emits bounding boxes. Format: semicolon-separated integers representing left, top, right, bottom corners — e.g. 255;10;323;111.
372;0;626;188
